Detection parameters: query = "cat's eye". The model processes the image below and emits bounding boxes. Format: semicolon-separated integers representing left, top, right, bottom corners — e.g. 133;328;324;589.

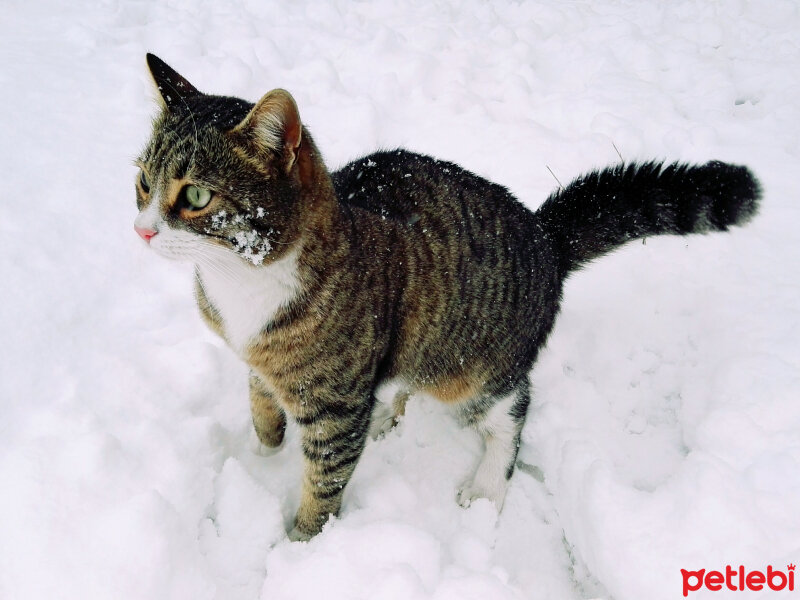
139;170;150;194
184;185;213;210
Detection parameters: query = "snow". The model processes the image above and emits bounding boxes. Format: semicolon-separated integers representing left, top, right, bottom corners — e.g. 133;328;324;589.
1;1;798;599
232;229;271;265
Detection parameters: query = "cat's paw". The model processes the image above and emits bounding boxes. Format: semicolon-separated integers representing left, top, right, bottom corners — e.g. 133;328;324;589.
287;526;312;543
368;402;398;440
249;428;284;457
456;480;507;510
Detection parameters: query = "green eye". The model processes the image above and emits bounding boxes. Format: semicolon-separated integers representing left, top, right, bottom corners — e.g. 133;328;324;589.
185;185;212;209
139;170;150;193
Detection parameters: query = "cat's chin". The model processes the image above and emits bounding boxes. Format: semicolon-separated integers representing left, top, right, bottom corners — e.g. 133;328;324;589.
147;229;223;263
147;238;193;262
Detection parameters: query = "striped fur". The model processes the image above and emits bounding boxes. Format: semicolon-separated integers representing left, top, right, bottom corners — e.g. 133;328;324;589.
136;55;761;539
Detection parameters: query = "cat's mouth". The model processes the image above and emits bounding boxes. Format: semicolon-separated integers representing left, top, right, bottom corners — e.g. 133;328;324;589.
145;227;282;270
136;211;288;269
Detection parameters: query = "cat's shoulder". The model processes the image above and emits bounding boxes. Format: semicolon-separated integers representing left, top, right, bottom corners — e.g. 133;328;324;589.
331;149;495;222
339;147;480;176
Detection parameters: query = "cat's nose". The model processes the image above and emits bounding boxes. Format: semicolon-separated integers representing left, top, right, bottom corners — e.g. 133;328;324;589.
134;225;157;243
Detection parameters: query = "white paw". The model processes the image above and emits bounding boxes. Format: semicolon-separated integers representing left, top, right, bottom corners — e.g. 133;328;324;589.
456;480;508;510
287;526;312;543
368;402;398;440
249;428;283;457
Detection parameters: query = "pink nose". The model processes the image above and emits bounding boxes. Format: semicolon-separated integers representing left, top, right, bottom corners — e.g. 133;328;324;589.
134;225;157;243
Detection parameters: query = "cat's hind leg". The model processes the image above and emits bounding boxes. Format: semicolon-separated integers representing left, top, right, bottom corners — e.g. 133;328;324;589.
249;371;287;454
369;387;410;440
456;379;530;509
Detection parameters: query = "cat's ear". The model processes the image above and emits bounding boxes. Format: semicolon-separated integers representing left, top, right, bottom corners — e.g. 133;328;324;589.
146;53;202;112
230;89;302;173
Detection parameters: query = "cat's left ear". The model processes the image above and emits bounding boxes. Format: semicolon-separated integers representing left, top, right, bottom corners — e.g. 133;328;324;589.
146;53;202;112
230;89;302;173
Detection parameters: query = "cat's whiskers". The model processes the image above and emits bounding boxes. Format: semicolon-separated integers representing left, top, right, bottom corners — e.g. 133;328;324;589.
193;252;233;280
193;247;241;284
161;233;281;300
191;241;280;303
194;257;249;303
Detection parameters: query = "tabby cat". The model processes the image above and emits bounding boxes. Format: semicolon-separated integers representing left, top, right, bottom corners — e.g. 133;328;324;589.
134;54;760;540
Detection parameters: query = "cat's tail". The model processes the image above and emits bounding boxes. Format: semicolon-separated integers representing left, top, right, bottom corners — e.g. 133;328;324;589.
535;160;761;274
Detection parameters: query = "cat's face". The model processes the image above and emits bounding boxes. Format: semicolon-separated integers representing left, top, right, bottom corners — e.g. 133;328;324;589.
134;54;304;267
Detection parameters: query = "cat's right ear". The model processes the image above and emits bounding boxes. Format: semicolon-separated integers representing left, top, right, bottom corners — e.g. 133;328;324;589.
229;89;302;173
146;53;201;112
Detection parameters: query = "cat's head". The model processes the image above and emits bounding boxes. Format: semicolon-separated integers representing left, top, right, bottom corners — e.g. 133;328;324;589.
134;54;308;267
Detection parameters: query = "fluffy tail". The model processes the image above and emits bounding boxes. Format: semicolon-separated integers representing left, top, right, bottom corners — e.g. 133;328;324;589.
535;160;761;274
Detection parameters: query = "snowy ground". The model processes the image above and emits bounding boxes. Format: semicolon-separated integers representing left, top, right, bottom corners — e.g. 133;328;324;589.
2;1;799;599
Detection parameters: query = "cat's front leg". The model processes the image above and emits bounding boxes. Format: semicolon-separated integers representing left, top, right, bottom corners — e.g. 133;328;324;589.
249;371;286;451
289;398;373;540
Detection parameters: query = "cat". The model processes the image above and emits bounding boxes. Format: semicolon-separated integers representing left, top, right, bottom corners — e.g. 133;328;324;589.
134;53;760;540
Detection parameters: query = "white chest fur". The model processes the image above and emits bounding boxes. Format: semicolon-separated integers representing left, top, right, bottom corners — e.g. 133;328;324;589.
196;247;301;355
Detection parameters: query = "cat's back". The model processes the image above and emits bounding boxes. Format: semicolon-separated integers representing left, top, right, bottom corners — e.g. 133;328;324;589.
331;150;532;231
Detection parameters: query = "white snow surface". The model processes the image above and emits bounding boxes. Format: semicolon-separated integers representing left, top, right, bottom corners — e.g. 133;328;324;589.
1;1;799;599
